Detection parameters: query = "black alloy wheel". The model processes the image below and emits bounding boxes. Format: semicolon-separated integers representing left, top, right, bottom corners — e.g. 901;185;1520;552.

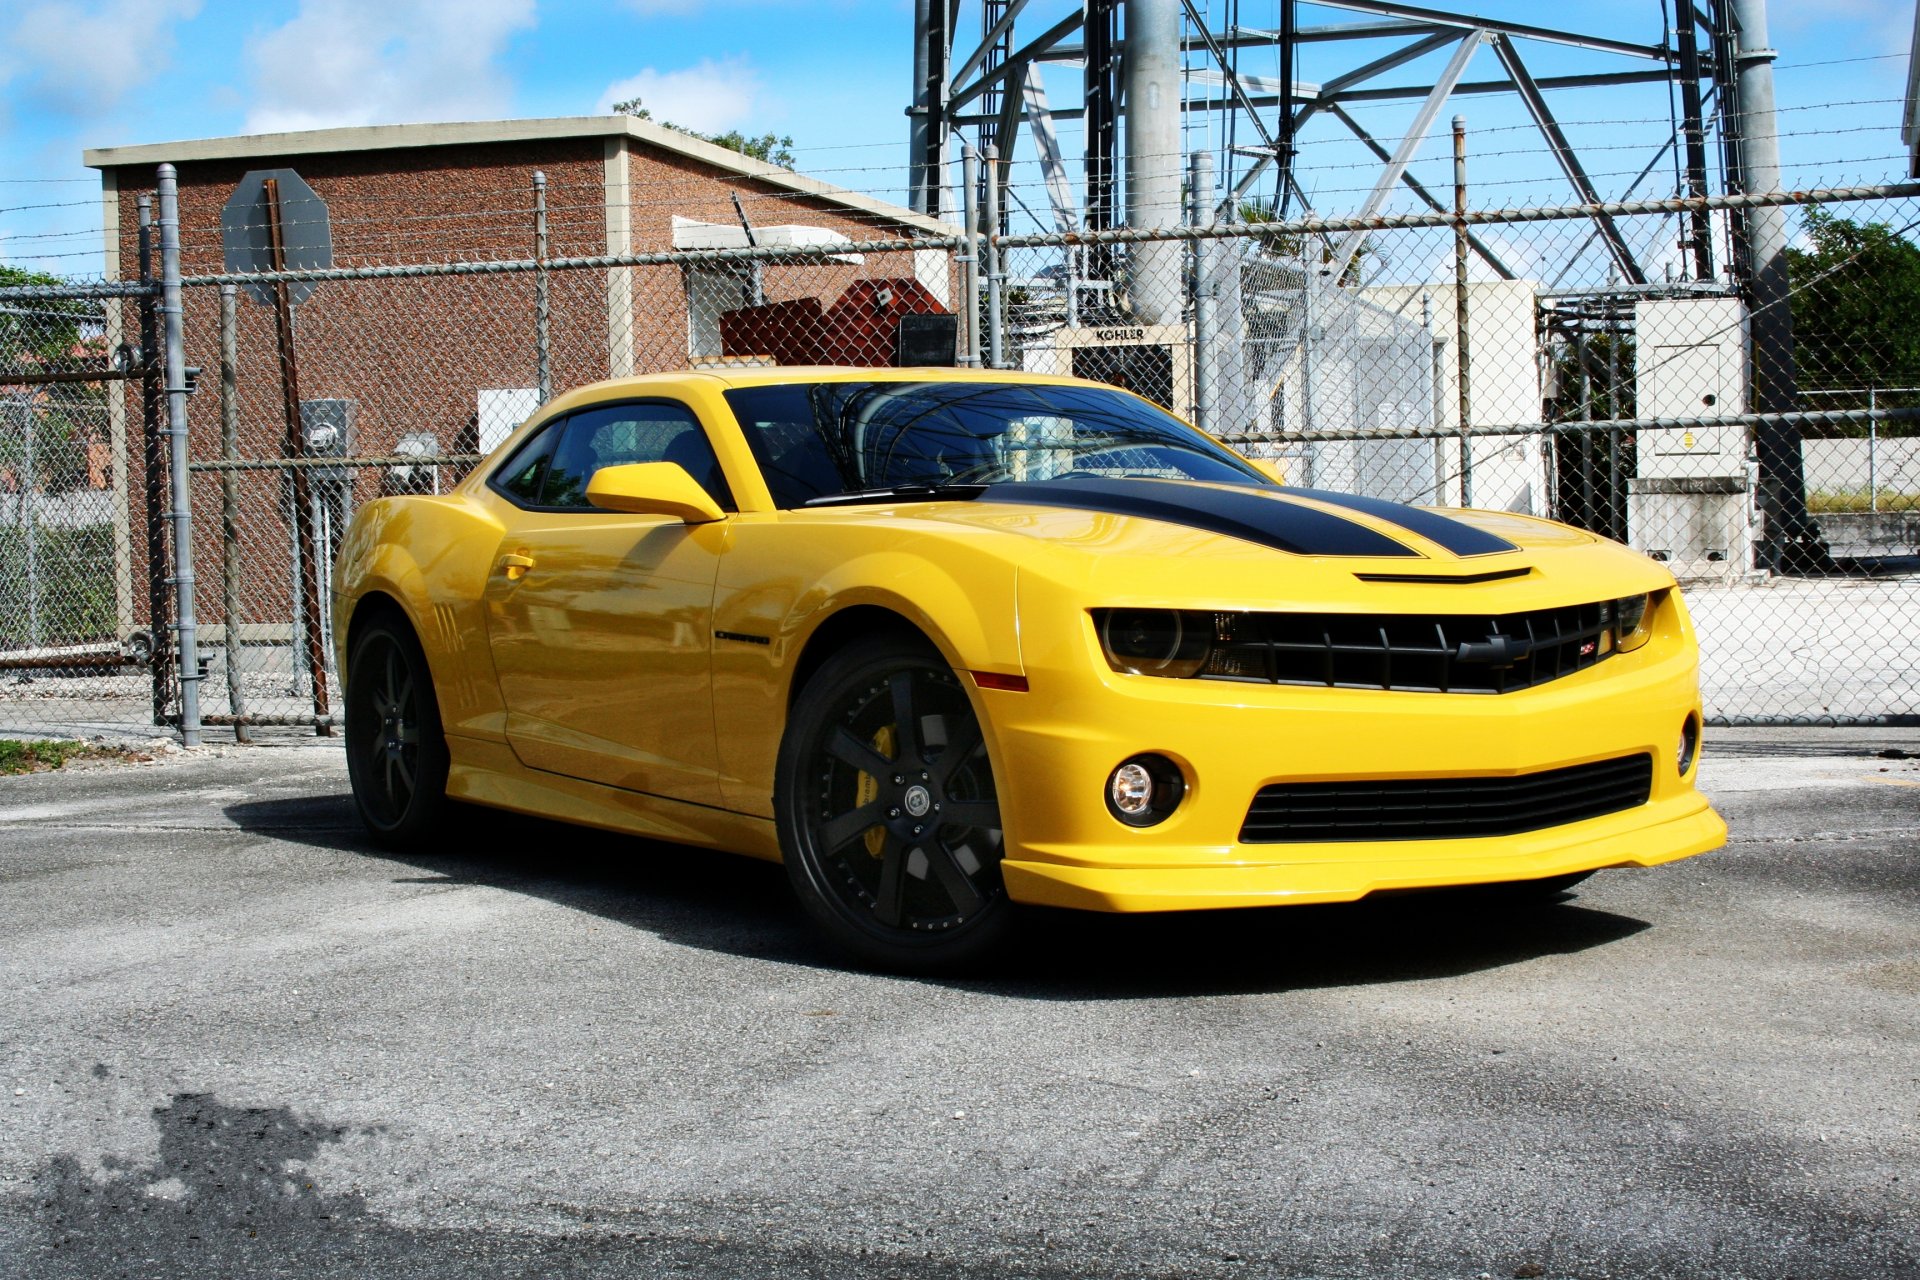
776;633;1013;971
345;615;450;847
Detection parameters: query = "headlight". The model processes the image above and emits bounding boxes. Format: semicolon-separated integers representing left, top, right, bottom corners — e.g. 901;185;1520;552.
1098;609;1212;678
1606;593;1656;654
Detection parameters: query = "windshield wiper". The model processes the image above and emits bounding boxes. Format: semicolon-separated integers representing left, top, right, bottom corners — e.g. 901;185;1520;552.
801;483;990;508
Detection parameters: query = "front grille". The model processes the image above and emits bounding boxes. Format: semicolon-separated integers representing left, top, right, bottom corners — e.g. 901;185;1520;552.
1240;753;1654;844
1197;602;1613;693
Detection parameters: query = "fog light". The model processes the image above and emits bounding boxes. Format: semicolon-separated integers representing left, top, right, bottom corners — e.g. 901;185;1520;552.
1111;763;1154;815
1678;714;1700;775
1106;754;1187;827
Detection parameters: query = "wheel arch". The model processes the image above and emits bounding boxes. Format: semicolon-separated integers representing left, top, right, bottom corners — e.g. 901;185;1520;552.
785;604;937;711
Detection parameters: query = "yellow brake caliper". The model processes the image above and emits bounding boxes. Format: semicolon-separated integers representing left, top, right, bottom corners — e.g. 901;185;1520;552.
854;723;896;858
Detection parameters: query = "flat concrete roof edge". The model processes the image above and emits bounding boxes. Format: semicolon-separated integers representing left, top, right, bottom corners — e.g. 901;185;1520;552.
83;115;959;236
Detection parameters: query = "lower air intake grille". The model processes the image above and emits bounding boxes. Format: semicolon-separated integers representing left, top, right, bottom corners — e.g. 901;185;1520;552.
1240;753;1654;844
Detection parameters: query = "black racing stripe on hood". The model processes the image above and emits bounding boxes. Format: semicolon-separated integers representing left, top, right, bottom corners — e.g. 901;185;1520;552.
980;478;1419;558
1281;486;1519;557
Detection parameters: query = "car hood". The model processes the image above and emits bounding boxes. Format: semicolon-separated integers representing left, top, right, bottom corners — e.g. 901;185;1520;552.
894;478;1671;609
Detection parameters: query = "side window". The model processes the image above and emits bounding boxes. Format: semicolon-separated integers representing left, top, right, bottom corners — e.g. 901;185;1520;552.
539;401;735;511
490;421;558;504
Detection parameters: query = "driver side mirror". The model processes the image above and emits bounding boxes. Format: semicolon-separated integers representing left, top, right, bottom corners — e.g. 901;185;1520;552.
585;462;726;524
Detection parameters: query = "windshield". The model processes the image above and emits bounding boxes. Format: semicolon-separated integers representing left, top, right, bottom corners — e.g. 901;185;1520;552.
723;380;1266;508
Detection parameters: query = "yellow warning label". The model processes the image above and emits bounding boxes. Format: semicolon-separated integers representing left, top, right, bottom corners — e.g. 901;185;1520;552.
1682;431;1696;447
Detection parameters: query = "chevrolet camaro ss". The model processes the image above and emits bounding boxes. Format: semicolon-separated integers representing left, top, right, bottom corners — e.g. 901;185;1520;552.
332;367;1725;969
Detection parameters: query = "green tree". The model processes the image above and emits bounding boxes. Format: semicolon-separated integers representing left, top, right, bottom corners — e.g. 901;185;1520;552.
1;263;109;494
610;98;796;170
1786;210;1920;412
1236;198;1366;285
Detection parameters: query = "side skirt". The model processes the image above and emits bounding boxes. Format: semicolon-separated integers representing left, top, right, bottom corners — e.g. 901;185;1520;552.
445;734;783;861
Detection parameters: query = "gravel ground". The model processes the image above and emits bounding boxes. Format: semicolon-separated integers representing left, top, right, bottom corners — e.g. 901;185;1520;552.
0;731;1914;1279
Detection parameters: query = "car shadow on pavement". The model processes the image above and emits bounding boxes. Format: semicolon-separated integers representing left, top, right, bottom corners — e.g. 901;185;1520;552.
222;793;1650;998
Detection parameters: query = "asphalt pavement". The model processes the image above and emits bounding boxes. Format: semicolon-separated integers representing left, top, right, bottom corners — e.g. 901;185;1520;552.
0;729;1914;1279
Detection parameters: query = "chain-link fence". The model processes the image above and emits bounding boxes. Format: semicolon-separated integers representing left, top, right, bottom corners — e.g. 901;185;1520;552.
3;173;1918;740
0;278;172;740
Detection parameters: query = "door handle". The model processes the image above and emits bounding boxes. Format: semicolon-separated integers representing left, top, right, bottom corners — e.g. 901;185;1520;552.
498;553;534;582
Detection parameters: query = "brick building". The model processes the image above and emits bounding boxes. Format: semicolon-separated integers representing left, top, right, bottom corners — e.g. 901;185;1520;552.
81;117;960;698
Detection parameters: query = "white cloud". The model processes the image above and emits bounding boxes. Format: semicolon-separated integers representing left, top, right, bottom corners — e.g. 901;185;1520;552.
243;0;536;134
1;0;201;116
595;57;765;134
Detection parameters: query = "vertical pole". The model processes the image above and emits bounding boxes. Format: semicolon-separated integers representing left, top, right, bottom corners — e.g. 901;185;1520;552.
1425;290;1446;504
984;143;1005;369
218;284;250;743
533;172;552;404
155;165;201;748
1729;0;1822;571
1125;0;1184;325
923;0;950;221
264;177;332;733
1452;115;1473;507
1868;386;1878;513
22;389;39;649
960;146;982;368
137;195;175;726
1188;150;1215;432
1674;12;1715;281
909;0;933;215
1084;0;1119;283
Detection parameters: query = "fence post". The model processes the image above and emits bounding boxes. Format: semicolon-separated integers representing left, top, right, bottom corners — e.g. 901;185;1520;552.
156;164;201;747
137;195;175;727
983;143;1005;369
1869;385;1878;513
960;146;981;368
1452;114;1474;507
21;379;39;649
1188;150;1214;434
218;284;249;743
533;171;552;403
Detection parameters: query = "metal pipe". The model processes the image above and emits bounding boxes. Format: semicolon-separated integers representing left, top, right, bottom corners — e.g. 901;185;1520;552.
1869;386;1878;512
218;284;249;742
983;144;1005;368
533;171;552;403
1425;290;1447;504
961;146;983;367
156;164;201;747
21;373;38;650
1729;0;1822;571
1188;150;1215;432
263;177;332;732
137;195;174;728
1452;115;1473;507
1124;0;1184;325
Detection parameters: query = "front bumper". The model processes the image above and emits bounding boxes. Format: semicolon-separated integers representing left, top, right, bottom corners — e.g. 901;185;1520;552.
1002;791;1724;912
979;595;1725;913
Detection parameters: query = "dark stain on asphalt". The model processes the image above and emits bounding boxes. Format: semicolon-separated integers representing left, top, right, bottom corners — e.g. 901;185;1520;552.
3;1090;1088;1280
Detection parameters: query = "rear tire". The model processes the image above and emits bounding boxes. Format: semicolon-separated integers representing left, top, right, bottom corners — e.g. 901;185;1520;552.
775;633;1014;972
345;614;451;848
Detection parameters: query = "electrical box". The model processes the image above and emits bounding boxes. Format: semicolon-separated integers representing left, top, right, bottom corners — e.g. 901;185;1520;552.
1022;324;1194;418
1629;297;1756;577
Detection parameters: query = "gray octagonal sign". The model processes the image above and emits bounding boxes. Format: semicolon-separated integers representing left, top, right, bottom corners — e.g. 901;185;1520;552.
221;169;333;307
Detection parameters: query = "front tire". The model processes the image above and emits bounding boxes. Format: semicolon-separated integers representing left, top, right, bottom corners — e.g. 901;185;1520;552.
776;634;1013;972
345;614;451;848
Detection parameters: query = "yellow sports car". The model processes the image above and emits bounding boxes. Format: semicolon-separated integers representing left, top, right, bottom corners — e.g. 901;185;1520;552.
333;367;1724;969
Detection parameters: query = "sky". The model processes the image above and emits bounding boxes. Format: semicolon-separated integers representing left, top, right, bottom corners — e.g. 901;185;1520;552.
0;0;1912;277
